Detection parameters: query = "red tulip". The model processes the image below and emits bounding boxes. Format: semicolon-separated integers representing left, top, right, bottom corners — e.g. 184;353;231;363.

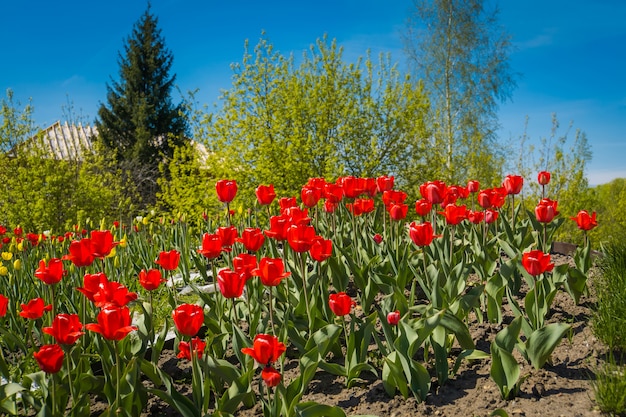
76;272;109;302
19;298;52;320
236;227;265;252
287;224;316;253
252;258;291;287
324;183;344;203
387;310;401;326
262;365;282;387
255;184;276;206
310;236;333;262
63;238;95;267
33;344;64;374
467;180;480;194
570;210;598;231
301;185;322;208
329;292;354;316
233;253;258;281
265;215;291;241
439;204;468;225
537;171;551;185
373;234;383;245
522;250;554;276
217;268;247;298
90;230;119;258
420;181;446;205
43;313;84;345
415;198;432;217
363;177;378;197
177;337;206;360
92;281;138;308
324;200;338;213
35;258;64;285
535;198;559;223
376;175;395;193
347;198;375;216
382;190;407;207
340;176;363;199
172;304;205;337
155;250;180;271
198;233;224;259
503;175;524;195
388;203;408;221
467;210;485;224
139;269;166;291
278;197;298;211
241;333;286;366
216;179;238;203
217;226;238;248
282;206;311;225
409;221;438;247
86;306;137;341
0;293;8;317
478;187;507;209
485;209;499;224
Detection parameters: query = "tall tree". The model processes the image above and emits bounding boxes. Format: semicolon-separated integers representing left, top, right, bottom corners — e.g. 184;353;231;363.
404;0;515;184
96;5;187;204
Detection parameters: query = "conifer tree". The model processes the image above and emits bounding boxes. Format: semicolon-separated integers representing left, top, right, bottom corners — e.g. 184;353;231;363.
96;5;187;204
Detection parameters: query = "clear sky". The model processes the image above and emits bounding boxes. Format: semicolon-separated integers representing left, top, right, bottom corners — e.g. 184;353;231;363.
2;1;625;186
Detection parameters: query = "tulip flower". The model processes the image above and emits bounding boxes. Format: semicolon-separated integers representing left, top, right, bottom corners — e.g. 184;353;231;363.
376;175;395;193
177;337;206;360
408;221;438;247
382;190;407;207
217;268;247;298
233;253;258;281
537;171;550;185
373;234;383;245
467;180;480;194
19;297;52;320
278;197;298;210
217;226;238;248
347;198;375;216
388;203;408;221
328;292;354;317
215;179;238;203
90;230;119;258
324;200;338;213
287;224;316;253
92;281;138;308
35;258;64;285
324;183;344;203
262;365;282;387
241;333;286;366
236;227;265;252
76;272;109;302
415;198;432;217
310;236;333;262
43;313;84;345
467;210;485;224
86;306;137;341
535;198;559;223
172;303;205;337
282;206;311;225
252;258;291;287
301;185;323;207
265;215;291;241
340;176;363;199
33;344;64;374
0;293;8;317
485;209;499;224
522;250;554;276
197;233;224;259
255;184;276;206
420;180;446;205
571;210;598;231
138;269;167;291
503;175;524;195
387;310;401;326
155;249;180;271
61;238;95;267
439;204;468;225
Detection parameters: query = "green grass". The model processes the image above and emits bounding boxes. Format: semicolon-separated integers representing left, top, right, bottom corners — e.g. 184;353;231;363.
592;355;626;416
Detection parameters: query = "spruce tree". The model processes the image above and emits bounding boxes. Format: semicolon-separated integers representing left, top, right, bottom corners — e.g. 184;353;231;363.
96;5;187;204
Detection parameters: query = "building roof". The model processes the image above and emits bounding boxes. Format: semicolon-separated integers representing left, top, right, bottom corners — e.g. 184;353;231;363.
37;121;96;160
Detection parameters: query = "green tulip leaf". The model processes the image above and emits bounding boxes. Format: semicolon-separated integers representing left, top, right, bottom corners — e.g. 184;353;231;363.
526;323;571;369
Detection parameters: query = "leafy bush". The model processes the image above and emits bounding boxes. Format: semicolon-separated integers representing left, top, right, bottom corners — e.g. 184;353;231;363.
593;242;626;351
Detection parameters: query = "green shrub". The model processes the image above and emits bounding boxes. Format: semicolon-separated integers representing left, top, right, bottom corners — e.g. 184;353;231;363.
593;242;626;351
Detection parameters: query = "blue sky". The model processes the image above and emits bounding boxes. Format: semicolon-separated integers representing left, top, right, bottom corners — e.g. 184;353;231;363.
2;1;625;185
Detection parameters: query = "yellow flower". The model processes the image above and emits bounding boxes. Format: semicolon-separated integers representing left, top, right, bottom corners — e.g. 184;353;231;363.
13;259;21;270
17;241;23;252
1;252;12;261
0;266;8;276
142;217;149;226
119;234;128;248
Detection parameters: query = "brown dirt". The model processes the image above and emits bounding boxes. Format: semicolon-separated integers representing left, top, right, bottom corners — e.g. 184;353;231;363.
96;254;605;417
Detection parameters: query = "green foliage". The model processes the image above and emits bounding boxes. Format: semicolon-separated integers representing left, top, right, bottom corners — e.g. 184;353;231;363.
199;35;430;206
592;354;626;417
593;241;626;351
589;178;626;246
405;0;515;184
96;5;188;206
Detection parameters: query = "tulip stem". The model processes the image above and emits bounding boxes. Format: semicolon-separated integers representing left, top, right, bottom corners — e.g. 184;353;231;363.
210;260;222;327
115;341;121;412
268;288;275;335
300;253;311;330
65;347;76;410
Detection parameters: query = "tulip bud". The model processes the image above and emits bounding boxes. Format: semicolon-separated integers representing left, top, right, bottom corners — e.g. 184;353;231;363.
13;259;21;270
537;171;551;186
0;266;8;276
373;234;383;245
387;310;401;326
